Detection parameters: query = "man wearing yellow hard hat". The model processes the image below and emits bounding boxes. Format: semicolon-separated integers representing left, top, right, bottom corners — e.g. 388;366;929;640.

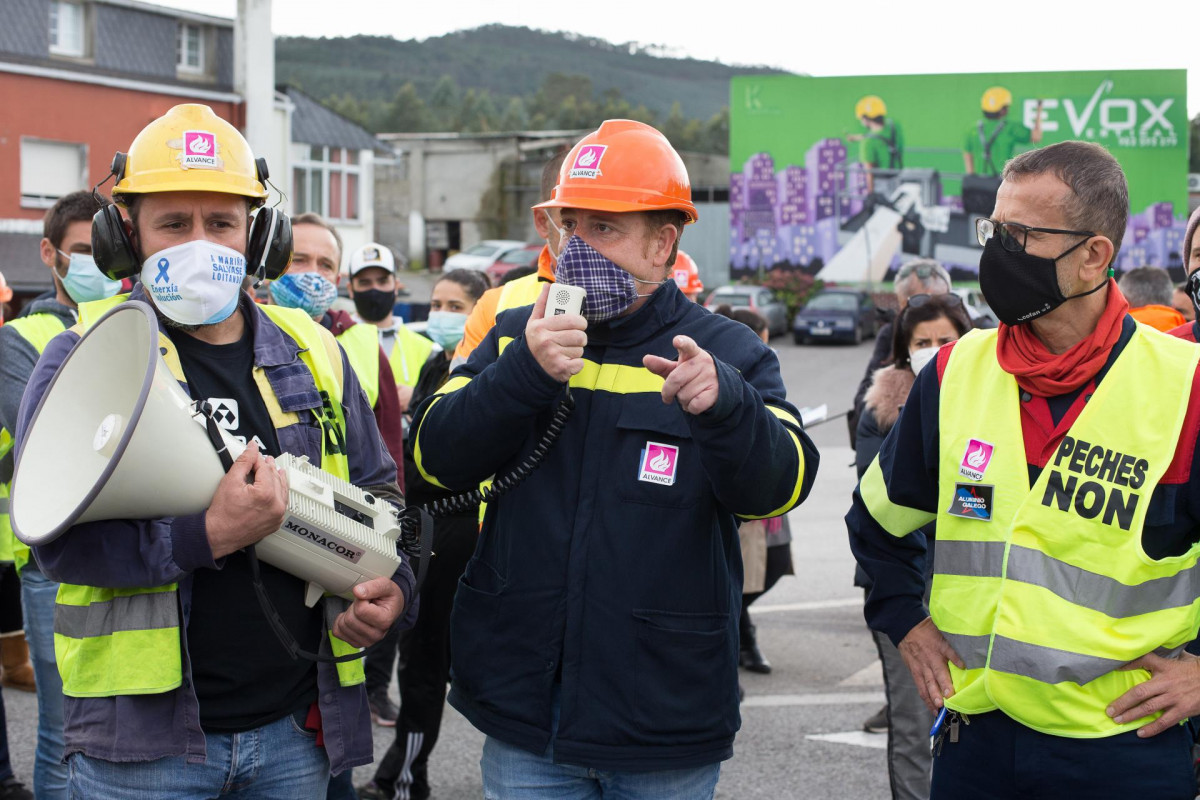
411;119;819;797
13;104;416;796
963;86;1044;177
850;95;904;194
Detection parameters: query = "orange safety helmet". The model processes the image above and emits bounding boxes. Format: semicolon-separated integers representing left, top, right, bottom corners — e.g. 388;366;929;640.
672;251;703;295
534;119;698;223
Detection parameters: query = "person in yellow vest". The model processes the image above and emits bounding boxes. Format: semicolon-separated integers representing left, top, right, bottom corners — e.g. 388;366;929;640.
346;243;434;414
12;104;415;797
452;149;570;366
0;189;126;800
268;214;406;473
847;140;1200;797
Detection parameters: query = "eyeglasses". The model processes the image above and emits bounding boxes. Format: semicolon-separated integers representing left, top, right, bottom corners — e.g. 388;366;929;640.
907;292;964;310
976;218;1094;254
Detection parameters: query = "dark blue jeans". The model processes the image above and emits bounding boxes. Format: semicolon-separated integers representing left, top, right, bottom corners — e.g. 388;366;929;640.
931;710;1195;799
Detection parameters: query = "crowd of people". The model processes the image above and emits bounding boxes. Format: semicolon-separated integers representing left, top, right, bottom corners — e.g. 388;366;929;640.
0;100;1198;800
0;106;816;800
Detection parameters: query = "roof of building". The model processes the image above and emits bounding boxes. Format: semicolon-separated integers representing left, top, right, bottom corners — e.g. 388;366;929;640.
95;0;233;28
282;87;389;154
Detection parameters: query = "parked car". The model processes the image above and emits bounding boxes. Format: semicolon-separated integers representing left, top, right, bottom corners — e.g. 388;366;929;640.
951;287;997;328
793;289;877;345
703;284;789;337
443;239;528;274
486;243;542;285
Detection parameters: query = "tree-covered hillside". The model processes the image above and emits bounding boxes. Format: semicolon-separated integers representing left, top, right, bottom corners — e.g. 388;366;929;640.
276;25;790;153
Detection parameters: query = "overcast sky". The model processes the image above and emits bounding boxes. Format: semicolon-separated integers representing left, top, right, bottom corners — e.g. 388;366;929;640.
165;0;1200;116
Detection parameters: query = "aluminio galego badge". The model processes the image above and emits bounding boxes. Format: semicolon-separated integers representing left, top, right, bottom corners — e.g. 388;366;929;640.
638;441;678;486
947;483;994;521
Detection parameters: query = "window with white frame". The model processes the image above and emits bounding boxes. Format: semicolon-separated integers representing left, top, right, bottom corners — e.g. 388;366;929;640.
177;22;204;72
20;139;87;208
292;146;361;222
49;1;86;58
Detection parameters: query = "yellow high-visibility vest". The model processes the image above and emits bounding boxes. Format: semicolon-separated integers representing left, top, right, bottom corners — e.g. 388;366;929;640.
865;325;1200;737
1;313;69;570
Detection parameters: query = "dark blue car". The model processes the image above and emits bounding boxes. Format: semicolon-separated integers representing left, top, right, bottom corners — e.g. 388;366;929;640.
793;289;877;345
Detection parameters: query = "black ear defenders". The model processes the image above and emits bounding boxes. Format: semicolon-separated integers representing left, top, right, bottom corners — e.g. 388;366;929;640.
90;151;293;283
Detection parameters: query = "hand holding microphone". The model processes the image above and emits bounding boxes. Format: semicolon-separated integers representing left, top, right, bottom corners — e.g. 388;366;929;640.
526;284;587;383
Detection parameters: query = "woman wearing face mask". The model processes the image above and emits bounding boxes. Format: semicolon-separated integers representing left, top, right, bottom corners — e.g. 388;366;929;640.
854;292;970;800
359;267;489;800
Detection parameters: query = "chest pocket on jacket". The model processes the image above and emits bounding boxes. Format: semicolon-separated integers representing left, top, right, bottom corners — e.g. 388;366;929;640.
614;398;699;509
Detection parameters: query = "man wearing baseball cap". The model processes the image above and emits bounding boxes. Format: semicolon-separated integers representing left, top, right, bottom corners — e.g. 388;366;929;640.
348;243;435;414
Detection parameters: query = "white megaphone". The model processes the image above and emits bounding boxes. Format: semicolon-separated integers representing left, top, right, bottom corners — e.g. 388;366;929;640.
10;300;403;607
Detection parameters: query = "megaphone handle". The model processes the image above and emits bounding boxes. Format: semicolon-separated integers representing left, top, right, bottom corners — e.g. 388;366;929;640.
245;545;372;664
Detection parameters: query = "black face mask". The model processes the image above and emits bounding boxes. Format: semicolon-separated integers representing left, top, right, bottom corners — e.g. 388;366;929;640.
353;288;395;323
978;234;1104;326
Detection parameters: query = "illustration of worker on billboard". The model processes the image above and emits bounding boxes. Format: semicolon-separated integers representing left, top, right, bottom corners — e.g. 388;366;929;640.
846;95;903;194
963;86;1043;176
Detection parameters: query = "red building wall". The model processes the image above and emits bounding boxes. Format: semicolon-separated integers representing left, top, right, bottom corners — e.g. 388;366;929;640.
0;73;240;219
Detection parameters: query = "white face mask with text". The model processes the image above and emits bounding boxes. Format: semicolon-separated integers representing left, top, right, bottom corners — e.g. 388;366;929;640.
141;240;245;326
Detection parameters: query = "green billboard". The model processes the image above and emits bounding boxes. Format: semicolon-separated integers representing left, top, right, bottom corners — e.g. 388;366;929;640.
729;70;1188;282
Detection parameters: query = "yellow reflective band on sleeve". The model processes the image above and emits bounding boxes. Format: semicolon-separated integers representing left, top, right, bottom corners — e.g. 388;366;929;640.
736;428;806;520
412;375;475;490
498;337;514;355
859;457;936;537
766;404;802;431
439;375;472;396
569;361;664;395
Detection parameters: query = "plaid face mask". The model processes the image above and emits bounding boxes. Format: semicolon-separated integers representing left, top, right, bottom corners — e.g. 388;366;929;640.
553;235;665;322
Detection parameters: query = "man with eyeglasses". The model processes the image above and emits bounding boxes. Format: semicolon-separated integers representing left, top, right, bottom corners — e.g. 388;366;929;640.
848;258;952;451
847;140;1200;797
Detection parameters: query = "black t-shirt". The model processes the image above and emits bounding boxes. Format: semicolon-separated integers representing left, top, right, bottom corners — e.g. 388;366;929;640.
171;326;322;732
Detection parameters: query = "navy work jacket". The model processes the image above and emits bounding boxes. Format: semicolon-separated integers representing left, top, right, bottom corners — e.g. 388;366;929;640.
412;281;818;772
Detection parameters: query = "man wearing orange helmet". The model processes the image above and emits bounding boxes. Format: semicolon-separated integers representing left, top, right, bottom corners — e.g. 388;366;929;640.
13;105;416;797
672;250;704;302
411;120;818;796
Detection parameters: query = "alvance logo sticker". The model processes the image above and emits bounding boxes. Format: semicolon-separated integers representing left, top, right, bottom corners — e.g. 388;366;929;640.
569;145;607;179
169;130;223;170
638;441;678;486
959;439;994;481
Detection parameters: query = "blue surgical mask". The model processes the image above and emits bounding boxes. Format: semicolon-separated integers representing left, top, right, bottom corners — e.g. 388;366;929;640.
425;310;468;350
57;250;121;304
269;272;338;320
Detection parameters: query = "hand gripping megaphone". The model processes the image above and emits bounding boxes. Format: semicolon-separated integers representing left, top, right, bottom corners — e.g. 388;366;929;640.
10;301;403;608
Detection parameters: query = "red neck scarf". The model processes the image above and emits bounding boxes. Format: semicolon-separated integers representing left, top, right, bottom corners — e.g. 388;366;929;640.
995;279;1129;397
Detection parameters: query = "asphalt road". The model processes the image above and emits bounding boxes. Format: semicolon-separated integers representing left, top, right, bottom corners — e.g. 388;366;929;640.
1;330;892;799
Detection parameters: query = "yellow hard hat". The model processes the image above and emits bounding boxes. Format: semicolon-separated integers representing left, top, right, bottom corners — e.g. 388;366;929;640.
112;104;268;205
981;87;1013;113
855;95;887;119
